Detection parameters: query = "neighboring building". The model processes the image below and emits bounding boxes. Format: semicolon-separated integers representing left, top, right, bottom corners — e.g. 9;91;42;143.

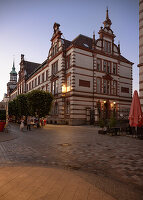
7;61;17;97
8;9;133;125
138;0;143;109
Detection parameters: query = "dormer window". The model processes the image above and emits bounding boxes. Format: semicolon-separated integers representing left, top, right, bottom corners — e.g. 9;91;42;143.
104;40;111;53
51;45;58;57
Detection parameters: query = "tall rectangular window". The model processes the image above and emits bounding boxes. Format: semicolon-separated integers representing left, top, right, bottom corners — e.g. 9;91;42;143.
97;59;101;71
32;80;34;88
113;81;117;95
104;41;111;53
51;80;58;95
29;82;31;90
52;61;58;75
67;75;71;92
35;78;37;87
42;73;44;82
107;62;111;74
46;70;48;81
103;61;107;72
107;81;110;94
113;63;117;75
38;76;40;85
66;55;71;69
66;101;70;114
96;78;101;93
103;79;107;94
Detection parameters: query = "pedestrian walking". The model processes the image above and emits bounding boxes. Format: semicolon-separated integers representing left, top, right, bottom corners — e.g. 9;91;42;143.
20;119;24;131
27;116;31;131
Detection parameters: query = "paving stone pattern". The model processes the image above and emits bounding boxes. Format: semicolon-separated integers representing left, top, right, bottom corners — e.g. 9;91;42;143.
0;123;143;200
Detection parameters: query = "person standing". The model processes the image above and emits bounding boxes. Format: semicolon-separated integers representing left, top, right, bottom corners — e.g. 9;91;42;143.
20;119;24;131
27;116;31;131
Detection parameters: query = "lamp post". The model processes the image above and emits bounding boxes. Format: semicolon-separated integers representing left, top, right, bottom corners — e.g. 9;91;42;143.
5;97;9;125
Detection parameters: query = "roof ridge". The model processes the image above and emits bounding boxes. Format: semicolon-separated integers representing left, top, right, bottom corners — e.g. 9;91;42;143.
72;34;93;42
24;60;41;65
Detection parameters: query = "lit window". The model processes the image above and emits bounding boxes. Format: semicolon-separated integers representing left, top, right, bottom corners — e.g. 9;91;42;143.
51;80;58;95
67;76;71;92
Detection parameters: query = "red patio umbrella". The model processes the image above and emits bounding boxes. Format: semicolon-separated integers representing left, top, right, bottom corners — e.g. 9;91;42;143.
129;90;143;127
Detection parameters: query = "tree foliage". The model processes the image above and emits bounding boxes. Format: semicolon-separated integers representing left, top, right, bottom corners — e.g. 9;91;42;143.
8;90;53;119
27;90;53;118
8;98;19;119
16;94;29;117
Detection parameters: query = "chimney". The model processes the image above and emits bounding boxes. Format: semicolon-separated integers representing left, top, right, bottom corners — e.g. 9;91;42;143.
21;54;24;61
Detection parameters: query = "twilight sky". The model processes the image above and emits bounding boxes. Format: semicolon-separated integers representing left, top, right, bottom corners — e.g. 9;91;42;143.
0;0;138;101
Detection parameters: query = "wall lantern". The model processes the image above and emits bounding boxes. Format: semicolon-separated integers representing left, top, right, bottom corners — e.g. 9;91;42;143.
103;100;106;104
62;84;66;93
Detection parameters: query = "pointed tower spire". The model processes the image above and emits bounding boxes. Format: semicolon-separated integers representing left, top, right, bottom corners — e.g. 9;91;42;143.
12;58;15;71
10;58;17;75
106;6;109;19
103;7;112;28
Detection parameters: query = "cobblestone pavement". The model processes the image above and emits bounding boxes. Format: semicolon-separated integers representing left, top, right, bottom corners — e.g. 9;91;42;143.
0;123;143;200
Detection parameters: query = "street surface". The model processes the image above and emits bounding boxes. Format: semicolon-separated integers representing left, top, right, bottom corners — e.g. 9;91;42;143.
0;123;143;200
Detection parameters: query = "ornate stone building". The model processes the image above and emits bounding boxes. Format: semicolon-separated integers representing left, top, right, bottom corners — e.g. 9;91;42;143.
9;9;133;125
139;0;143;109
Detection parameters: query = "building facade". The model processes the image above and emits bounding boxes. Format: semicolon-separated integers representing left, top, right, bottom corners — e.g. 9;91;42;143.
139;0;143;109
8;9;133;125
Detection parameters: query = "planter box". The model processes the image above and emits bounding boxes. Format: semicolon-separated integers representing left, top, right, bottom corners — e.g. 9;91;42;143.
0;122;6;132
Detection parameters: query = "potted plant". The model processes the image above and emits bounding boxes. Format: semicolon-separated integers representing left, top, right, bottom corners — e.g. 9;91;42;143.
98;118;107;134
107;115;117;135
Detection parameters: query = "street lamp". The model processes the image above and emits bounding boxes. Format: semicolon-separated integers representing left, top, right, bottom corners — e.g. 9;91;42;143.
5;97;9;125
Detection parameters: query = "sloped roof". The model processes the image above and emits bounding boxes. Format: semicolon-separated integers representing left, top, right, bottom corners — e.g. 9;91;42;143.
63;39;71;49
72;34;93;50
119;55;134;65
24;61;40;77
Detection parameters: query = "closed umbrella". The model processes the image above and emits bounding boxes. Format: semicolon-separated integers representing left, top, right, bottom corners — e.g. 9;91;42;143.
129;90;143;128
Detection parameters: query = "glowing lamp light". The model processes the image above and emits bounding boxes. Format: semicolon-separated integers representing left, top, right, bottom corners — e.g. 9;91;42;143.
113;102;116;105
62;85;66;93
104;100;106;104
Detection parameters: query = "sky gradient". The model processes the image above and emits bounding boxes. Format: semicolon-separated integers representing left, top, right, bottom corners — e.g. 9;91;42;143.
0;0;139;101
